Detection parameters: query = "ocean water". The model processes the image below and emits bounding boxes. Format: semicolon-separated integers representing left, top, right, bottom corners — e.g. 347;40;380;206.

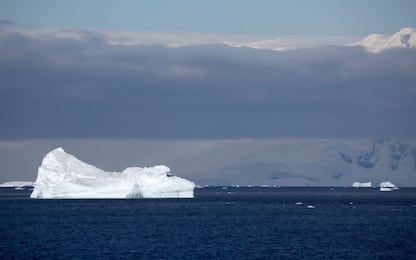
1;187;415;259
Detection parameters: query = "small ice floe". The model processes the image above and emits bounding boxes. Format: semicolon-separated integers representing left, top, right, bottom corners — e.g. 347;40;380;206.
352;182;372;188
379;181;399;192
295;202;303;205
306;205;315;209
14;187;25;190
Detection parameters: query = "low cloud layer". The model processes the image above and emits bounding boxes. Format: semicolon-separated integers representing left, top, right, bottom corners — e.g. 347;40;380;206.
1;29;415;139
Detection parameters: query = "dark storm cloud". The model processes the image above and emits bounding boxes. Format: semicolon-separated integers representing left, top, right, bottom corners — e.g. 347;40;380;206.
0;31;415;139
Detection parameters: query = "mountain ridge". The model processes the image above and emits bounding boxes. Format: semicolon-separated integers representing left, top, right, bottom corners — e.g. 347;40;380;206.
350;27;416;52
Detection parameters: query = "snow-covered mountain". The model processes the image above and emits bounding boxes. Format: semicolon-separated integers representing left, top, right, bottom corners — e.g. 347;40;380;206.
349;27;416;53
1;139;415;187
195;138;416;187
3;25;415;53
0;26;356;52
339;139;415;172
335;139;416;184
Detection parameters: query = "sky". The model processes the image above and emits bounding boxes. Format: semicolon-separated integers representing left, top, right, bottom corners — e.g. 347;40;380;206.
0;1;416;186
1;0;416;35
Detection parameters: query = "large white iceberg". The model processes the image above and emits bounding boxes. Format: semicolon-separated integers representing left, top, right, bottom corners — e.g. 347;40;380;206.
30;148;195;199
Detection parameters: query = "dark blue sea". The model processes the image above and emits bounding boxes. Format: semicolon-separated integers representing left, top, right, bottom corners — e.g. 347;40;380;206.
1;187;415;259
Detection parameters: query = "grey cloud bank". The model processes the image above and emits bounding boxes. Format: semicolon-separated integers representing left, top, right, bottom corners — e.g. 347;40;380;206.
1;29;415;139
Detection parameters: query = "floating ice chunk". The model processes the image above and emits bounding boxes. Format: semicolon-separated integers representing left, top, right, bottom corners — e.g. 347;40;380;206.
30;148;195;199
307;205;315;209
352;182;372;188
379;181;398;192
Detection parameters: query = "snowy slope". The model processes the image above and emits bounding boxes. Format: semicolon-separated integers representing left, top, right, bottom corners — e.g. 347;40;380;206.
349;27;416;53
30;148;195;199
195;138;416;187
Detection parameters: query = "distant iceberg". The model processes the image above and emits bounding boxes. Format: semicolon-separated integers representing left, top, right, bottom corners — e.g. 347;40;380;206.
30;148;195;199
379;181;398;192
352;182;372;188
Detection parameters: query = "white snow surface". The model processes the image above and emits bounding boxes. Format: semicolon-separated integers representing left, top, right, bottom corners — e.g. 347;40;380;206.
30;148;195;199
0;181;34;187
379;181;397;189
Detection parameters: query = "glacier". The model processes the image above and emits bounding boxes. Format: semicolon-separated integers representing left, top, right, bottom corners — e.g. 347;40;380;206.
30;148;195;199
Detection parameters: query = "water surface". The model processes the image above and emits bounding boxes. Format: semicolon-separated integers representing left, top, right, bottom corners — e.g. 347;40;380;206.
1;187;415;259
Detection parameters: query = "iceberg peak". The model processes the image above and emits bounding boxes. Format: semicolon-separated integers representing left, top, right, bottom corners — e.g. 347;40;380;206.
31;148;195;199
53;147;65;152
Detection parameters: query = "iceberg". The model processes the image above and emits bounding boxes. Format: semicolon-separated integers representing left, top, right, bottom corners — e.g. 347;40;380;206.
352;182;372;188
379;181;398;192
30;148;195;199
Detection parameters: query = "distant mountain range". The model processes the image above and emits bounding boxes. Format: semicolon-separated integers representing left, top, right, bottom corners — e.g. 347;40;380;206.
224;27;416;53
336;139;416;188
306;139;416;186
208;138;416;187
339;139;416;171
2;26;415;53
1;139;415;187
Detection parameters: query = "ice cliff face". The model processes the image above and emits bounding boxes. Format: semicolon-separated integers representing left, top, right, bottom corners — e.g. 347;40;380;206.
30;148;195;199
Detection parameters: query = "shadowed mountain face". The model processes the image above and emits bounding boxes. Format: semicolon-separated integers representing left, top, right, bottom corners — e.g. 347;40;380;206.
219;139;416;187
340;139;416;171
